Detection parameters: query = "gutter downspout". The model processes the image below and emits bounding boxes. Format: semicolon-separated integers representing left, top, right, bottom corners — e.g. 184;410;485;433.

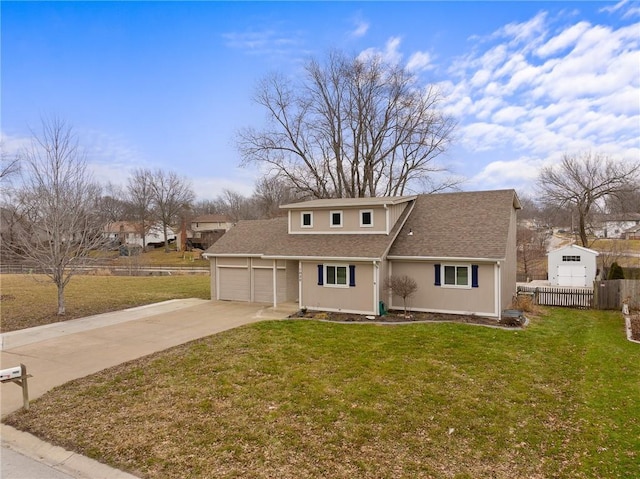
273;259;277;308
497;261;502;322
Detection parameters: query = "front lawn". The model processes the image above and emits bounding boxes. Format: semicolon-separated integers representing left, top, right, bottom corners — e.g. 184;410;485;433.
4;308;639;478
0;274;210;332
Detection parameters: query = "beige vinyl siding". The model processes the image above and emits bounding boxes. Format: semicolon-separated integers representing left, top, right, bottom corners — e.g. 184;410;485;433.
217;257;249;267
286;260;299;302
386;202;408;231
300;261;375;314
389;261;497;317
289;208;388;234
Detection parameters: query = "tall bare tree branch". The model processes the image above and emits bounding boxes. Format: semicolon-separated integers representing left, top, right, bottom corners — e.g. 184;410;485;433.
7;117;108;315
538;152;640;247
237;50;457;198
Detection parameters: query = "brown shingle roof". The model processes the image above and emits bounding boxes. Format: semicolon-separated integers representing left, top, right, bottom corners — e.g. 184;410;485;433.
388;190;519;260
206;204;413;260
206;190;519;261
193;214;232;223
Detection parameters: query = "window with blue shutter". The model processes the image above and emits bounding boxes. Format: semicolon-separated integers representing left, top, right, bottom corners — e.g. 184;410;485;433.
472;265;479;288
349;265;356;287
434;264;441;286
317;265;323;285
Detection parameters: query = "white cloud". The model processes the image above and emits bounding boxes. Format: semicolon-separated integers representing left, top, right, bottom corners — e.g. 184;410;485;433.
0;131;31;157
536;21;591;57
493;11;548;50
351;18;369;38
468;156;543;194
406;51;432;72
358;36;403;65
442;8;639;186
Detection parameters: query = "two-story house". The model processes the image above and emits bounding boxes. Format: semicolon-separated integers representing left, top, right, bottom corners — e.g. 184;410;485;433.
178;214;233;251
203;190;521;320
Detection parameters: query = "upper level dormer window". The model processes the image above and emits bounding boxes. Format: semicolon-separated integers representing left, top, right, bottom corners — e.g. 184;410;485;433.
330;210;343;228
360;210;373;227
301;211;313;228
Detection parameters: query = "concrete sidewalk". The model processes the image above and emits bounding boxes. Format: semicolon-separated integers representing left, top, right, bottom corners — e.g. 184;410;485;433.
1;299;298;478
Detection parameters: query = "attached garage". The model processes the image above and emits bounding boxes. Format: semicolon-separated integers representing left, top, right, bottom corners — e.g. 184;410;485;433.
211;257;297;305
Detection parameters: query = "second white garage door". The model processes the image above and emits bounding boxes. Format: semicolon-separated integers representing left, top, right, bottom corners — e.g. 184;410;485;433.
253;269;273;303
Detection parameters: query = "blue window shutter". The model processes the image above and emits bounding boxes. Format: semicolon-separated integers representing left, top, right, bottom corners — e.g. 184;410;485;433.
349;265;356;287
434;264;441;286
472;265;479;288
317;265;323;285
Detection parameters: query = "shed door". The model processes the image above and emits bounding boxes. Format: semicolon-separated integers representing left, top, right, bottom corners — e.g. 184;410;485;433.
557;265;587;287
253;269;273;303
218;268;250;301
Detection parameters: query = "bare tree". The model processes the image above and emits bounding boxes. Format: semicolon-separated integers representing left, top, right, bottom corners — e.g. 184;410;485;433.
97;183;128;223
384;274;418;317
8;118;108;315
605;180;640;214
213;189;260;223
538;153;640;247
1;148;20;182
253;176;301;218
517;225;548;281
126;168;155;248
238;50;457;199
149;169;195;252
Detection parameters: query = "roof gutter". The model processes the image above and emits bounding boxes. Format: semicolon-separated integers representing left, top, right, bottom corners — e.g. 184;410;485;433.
202;253;263;259
261;255;381;262
386;255;506;262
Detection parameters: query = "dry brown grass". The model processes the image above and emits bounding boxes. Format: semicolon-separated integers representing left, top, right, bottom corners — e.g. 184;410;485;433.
0;274;210;332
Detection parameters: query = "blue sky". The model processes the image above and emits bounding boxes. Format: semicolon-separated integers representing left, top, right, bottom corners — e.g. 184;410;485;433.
2;1;639;200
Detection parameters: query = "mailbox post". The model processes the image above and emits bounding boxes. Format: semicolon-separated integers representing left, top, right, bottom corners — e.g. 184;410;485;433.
0;364;31;411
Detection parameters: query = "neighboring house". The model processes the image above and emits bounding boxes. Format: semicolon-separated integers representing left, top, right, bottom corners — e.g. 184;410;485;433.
547;244;599;287
623;224;640;240
203;190;521;320
104;221;176;248
593;213;640;239
177;214;233;251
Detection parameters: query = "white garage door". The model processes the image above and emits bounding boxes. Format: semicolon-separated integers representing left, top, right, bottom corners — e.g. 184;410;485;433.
218;268;250;301
253;269;273;303
557;265;587;287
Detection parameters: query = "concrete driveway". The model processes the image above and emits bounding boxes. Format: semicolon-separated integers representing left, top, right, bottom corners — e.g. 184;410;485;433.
1;299;298;478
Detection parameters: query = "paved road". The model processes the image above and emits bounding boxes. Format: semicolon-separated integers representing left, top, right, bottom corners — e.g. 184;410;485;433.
1;299;298;479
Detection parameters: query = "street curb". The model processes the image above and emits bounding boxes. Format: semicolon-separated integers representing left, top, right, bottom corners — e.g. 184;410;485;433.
1;424;139;479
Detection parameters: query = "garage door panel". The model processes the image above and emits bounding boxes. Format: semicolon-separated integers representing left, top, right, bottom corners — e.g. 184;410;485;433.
218;268;250;301
254;269;273;303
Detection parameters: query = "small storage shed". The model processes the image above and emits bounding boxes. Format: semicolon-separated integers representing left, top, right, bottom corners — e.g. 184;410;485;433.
547;244;599;287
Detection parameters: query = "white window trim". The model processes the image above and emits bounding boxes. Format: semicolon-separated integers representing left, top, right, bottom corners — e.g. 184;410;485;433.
324;264;349;288
442;264;471;289
330;210;343;228
301;211;313;228
360;209;374;228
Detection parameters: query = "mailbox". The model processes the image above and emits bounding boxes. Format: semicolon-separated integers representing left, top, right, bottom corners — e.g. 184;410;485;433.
0;366;23;381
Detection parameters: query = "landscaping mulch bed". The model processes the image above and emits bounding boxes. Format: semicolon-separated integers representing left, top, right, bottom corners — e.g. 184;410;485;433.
630;314;640;341
292;309;524;327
